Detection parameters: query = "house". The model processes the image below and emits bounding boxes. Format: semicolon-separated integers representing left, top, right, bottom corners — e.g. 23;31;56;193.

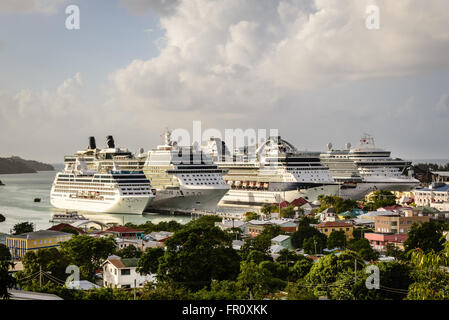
246;219;297;237
300;203;318;215
315;221;354;240
270;220;297;233
102;255;156;289
374;214;429;234
101;226;144;239
271;235;293;250
414;183;449;209
364;233;408;252
5;230;73;259
232;240;245;251
318;208;337;222
215;219;247;233
47;223;86;235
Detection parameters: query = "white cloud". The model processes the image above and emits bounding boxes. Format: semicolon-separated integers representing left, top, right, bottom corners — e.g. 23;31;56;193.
109;0;449;118
119;0;180;16
436;94;449;115
0;0;68;14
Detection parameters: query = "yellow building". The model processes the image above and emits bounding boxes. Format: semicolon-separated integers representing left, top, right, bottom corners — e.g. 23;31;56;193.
6;230;73;259
315;221;354;240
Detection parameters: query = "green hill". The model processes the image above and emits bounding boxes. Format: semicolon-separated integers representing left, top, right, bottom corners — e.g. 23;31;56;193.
0;156;54;174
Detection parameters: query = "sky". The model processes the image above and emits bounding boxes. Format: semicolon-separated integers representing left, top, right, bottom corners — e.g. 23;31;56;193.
0;0;448;163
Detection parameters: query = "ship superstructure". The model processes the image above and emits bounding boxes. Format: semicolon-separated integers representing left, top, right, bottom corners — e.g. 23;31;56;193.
142;130;230;212
50;158;154;214
320;135;420;199
203;136;339;207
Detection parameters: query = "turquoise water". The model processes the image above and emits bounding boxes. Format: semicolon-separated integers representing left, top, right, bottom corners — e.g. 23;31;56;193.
0;171;191;234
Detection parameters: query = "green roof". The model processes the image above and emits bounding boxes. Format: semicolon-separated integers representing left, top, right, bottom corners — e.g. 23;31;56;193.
121;258;139;268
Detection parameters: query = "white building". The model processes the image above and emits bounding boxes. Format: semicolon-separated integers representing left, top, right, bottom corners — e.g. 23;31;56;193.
102;255;156;289
414;184;449;207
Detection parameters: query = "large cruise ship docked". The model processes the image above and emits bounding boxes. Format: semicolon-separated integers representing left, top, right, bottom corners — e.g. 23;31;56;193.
50;158;155;214
62;133;231;213
203;136;339;208
320;135;420;199
142;130;230;213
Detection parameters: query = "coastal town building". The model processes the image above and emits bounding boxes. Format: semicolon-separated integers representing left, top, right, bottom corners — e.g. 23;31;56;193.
364;233;408;251
374;214;429;234
246;219;297;237
100;226;144;240
315;221;354;240
271;235;293;250
102;255;155;289
414;183;449;210
5;230;73;259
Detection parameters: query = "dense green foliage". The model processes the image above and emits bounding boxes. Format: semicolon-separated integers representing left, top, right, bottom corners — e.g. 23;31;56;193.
363;190;397;211
317;195;359;213
291;217;326;249
404;221;445;253
11;221;34;235
327;230;346;249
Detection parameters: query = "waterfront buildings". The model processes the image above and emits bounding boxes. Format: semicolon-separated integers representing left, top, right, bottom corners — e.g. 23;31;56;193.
5;230;73;259
374;214;429;234
314;221;354;240
102;255;155;289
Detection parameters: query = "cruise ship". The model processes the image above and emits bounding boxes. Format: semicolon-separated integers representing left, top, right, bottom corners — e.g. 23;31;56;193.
50;158;155;214
63;136;147;172
142;130;230;213
320;135;420;199
203;136;339;207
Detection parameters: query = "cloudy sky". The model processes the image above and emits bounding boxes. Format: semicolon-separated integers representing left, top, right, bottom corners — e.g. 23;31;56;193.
0;0;448;163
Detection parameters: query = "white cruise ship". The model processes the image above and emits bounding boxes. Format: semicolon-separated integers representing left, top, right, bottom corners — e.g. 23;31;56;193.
320;135;420;199
142;130;230;213
50;159;155;214
203;136;339;207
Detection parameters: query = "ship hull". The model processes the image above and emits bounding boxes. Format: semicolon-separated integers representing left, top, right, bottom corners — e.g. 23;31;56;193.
337;180;420;200
218;184;340;207
145;187;229;213
50;195;153;215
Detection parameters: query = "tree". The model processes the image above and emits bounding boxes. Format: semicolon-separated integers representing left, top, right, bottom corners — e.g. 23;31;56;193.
291;223;326;249
280;206;295;219
17;248;71;289
158;225;240;290
407;246;449;300
347;238;379;261
0;244;11;261
303;235;326;255
318;196;359;214
137;247;165;275
11;221;34;235
115;245;142;259
243;212;259;222
194;280;246;300
0;260;16;299
363;190;397;211
236;260;273;299
385;243;406;260
140;281;192;300
327;230;346;249
289;257;313;281
404;221;445;253
60;235;116;281
286;280;317;300
305;251;360;298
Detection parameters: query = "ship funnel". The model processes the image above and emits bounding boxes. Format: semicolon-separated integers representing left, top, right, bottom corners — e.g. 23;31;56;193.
345;142;351;150
106;135;115;148
88;136;97;150
327;143;332;151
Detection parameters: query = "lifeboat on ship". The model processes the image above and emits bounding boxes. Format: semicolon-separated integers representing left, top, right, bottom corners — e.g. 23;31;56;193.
263;182;269;189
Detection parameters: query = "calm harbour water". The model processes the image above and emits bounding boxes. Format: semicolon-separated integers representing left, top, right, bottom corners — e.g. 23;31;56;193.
0;171;192;234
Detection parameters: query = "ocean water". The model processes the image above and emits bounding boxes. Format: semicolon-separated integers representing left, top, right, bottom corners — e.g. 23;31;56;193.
0;171;192;234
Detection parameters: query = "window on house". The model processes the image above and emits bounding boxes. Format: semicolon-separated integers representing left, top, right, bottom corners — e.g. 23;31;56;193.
121;269;131;276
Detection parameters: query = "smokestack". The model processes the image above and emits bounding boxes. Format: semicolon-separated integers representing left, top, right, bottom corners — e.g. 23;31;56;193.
106;135;115;148
88;136;97;150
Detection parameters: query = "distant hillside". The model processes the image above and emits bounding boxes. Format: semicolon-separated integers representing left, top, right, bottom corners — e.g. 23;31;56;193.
0;156;54;174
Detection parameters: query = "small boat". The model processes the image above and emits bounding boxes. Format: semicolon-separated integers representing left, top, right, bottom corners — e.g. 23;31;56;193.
0;180;4;186
34;198;41;203
50;211;88;223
